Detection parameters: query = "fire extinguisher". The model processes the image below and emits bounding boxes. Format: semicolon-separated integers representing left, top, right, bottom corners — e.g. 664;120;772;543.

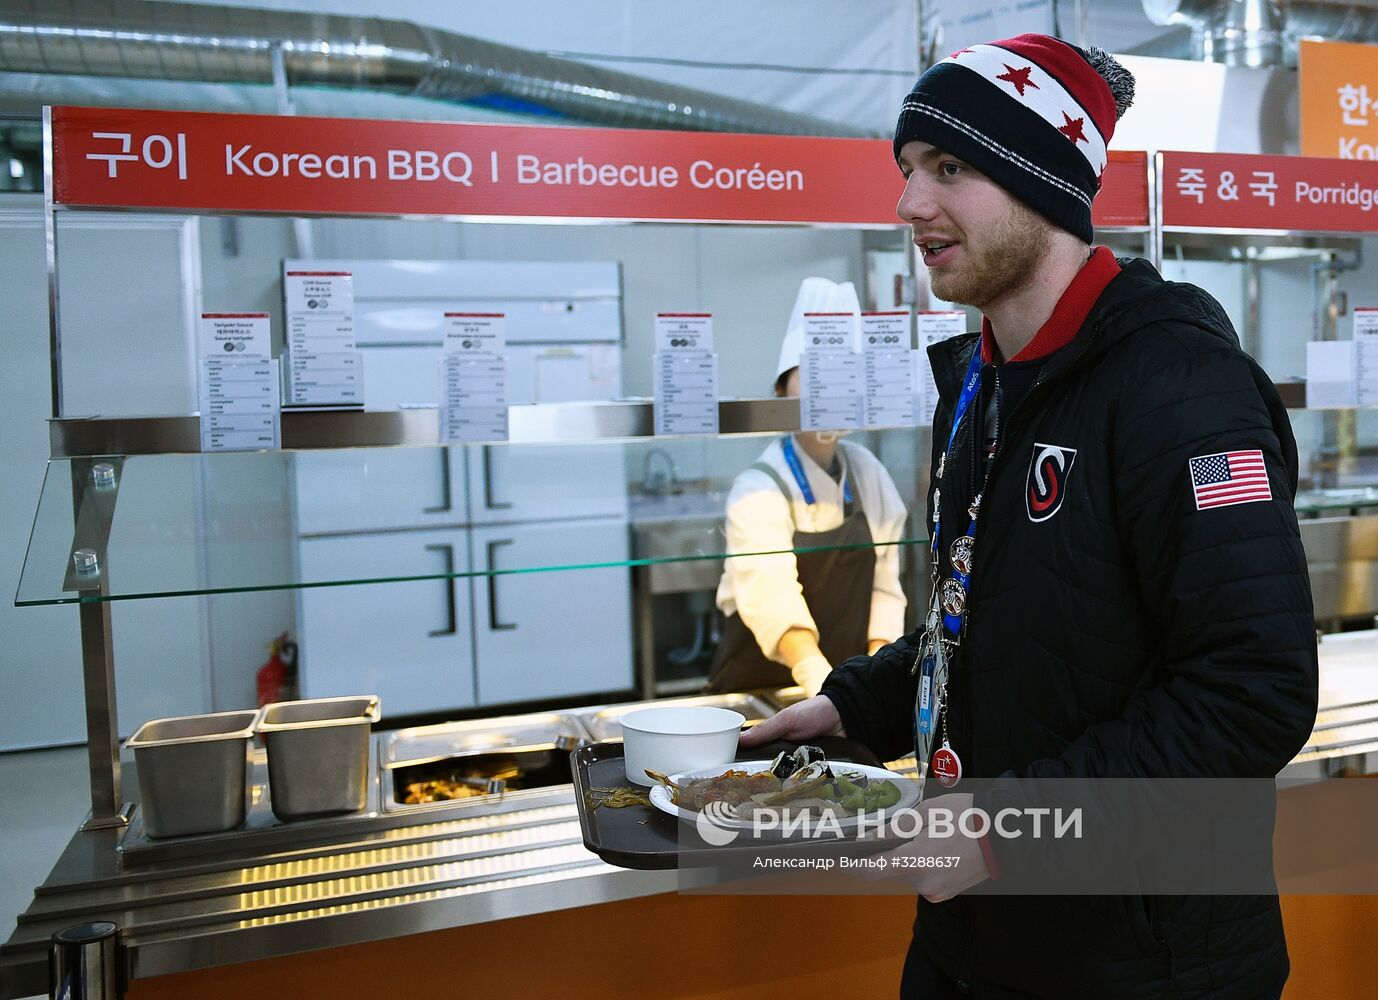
256;632;299;707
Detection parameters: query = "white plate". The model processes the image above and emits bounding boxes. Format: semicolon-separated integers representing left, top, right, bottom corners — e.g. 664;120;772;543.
647;759;920;833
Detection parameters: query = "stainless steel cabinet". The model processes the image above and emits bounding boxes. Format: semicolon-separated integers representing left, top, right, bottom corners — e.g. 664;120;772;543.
465;442;628;524
293;447;465;534
472;518;633;704
297;518;634;712
297;530;476;715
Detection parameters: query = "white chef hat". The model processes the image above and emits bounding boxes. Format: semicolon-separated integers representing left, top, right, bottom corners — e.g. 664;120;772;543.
775;277;862;387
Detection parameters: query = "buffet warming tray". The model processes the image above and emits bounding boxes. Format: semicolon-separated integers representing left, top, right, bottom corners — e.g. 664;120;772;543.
381;712;594;813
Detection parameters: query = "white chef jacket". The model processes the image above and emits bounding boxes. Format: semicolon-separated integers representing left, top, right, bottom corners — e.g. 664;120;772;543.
715;437;908;664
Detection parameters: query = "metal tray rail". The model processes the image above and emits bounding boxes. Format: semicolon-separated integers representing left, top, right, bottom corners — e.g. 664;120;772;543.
383;712;593;769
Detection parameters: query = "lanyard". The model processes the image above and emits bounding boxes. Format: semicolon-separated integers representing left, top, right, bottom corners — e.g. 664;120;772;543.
916;349;985;728
780;435;852;507
914;345;988;787
929;347;988;638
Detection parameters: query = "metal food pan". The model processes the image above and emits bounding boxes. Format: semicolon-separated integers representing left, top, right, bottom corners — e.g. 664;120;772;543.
578;692;776;742
387;746;574;811
125;709;260;839
258;695;381;821
382;711;592;812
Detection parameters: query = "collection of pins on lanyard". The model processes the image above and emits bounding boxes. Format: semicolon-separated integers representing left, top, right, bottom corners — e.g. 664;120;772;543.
914;348;989;795
914;459;970;792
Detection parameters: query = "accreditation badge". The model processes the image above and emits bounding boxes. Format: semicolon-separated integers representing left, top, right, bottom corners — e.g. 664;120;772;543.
917;652;936;734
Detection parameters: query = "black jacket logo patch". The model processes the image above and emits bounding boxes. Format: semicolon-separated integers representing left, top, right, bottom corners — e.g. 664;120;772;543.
1026;443;1077;523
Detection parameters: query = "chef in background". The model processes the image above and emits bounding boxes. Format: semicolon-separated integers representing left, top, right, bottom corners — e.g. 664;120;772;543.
707;277;907;696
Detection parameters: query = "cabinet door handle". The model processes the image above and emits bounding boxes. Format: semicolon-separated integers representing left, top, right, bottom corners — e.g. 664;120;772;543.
486;538;517;631
422;449;453;514
425;543;457;637
482;445;513;510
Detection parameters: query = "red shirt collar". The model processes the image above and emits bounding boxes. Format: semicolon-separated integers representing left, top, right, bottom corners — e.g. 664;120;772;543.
979;246;1122;364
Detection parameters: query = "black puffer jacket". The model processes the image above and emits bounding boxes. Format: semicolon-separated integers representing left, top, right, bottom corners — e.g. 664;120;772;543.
822;258;1318;998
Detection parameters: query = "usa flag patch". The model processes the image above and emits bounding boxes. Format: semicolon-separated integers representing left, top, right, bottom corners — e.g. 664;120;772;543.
1188;450;1272;510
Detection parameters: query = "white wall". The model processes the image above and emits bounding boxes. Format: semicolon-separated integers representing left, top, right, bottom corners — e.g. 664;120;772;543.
0;197;87;748
0;198;215;748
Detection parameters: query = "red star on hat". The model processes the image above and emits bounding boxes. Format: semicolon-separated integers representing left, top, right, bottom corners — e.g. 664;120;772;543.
996;64;1038;97
1058;111;1088;144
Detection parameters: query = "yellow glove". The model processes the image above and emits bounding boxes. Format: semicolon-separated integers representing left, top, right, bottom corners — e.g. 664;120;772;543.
790;653;833;698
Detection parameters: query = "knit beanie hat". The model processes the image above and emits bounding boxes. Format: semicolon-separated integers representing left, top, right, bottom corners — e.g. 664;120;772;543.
893;33;1135;242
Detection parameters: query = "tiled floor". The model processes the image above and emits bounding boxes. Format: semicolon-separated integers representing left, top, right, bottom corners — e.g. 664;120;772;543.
0;745;92;1000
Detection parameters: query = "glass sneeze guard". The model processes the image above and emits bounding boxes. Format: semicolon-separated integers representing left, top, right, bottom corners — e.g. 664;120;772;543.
18;431;933;606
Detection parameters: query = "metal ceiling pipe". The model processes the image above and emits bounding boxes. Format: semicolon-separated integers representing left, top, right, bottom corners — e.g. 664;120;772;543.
1281;0;1378;43
0;0;872;137
1142;0;1283;67
1142;0;1378;66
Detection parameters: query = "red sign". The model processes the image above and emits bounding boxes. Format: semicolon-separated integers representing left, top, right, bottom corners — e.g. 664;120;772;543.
53;105;907;225
51;106;1149;231
1161;151;1378;232
1095;151;1150;227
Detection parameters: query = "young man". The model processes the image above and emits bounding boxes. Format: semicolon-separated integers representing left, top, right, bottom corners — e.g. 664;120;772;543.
743;33;1317;998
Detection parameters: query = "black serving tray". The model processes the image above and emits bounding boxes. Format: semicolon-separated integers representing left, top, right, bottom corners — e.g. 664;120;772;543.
571;737;887;870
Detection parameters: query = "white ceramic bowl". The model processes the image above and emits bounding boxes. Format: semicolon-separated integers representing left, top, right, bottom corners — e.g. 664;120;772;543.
620;706;745;787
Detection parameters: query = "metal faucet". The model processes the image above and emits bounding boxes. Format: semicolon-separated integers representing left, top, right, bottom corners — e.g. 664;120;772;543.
641;447;679;496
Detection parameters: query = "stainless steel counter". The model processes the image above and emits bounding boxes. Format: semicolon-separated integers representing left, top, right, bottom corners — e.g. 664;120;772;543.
1289;629;1378;775
0;779;676;999
5;640;1378;999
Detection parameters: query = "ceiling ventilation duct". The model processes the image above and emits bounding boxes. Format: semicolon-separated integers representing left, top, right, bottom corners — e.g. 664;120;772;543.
0;0;873;137
1142;0;1378;66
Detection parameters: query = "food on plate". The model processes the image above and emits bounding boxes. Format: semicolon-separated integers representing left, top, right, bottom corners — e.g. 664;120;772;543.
769;744;827;779
647;745;901;820
586;786;654;810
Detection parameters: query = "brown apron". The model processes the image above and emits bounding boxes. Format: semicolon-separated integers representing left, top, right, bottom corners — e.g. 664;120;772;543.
706;452;876;693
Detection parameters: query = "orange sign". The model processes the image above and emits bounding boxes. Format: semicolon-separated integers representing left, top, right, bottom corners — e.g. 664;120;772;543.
1300;39;1378;160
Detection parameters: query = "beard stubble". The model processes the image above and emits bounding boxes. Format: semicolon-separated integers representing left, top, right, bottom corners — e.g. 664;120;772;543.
929;201;1051;310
